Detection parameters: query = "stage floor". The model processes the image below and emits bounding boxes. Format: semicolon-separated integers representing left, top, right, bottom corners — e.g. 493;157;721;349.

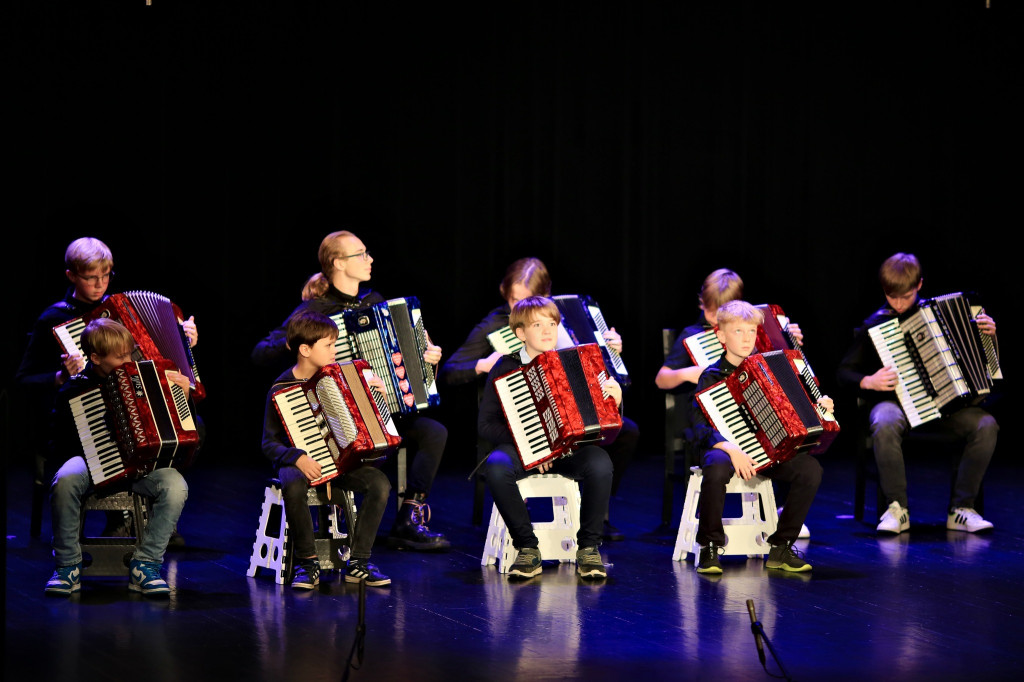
6;450;1024;682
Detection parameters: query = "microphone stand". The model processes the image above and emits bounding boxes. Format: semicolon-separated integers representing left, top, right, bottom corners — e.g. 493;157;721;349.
341;579;367;682
747;599;794;681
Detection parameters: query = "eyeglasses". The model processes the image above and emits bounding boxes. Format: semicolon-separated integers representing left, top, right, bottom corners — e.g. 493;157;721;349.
75;271;114;285
337;251;371;262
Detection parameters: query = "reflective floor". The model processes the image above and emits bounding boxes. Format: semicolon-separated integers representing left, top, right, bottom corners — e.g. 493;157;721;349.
6;451;1024;682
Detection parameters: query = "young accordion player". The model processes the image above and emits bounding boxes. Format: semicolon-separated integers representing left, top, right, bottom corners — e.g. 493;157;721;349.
695;349;839;473
271;359;402;486
493;343;622;470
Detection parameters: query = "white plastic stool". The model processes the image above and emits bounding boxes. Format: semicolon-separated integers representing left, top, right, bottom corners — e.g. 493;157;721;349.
672;467;779;562
481;474;582;573
247;479;357;584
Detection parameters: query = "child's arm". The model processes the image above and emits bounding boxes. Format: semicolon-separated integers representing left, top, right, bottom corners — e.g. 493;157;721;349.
655;364;704;390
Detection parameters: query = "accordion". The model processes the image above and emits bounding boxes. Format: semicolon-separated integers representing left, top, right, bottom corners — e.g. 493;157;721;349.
868;292;1002;428
272;360;402;486
695;350;839;472
553;294;630;387
328;296;440;416
69;359;200;488
494;343;623;470
53;291;205;401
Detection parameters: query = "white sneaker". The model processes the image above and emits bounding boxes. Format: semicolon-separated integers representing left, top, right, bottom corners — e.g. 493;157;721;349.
876;502;910;534
947;507;993;533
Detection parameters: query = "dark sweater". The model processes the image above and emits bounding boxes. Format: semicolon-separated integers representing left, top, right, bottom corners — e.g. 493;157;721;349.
688;355;738;455
835;302;906;409
250;285;384;372
260;367;310;470
438;304;512;387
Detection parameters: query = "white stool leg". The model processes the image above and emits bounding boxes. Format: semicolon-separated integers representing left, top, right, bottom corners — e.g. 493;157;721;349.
247;482;289;585
672;468;703;561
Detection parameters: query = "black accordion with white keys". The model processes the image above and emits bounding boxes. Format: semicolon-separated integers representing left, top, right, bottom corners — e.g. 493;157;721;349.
329;296;440;415
552;294;630;387
869;292;1002;427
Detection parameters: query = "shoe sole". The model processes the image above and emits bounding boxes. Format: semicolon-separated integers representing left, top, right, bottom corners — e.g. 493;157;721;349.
766;562;812;572
695;566;723;574
507;567;542;578
291;582;318;590
947;525;994;533
876;526;908;535
577;568;607;579
345;575;391;587
129;584;171;596
45;584;81;595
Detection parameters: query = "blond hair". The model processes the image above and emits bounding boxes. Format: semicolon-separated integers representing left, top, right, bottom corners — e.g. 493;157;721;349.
81;318;134;359
699;268;744;311
301;230;358;300
65;237;113;275
715;300;763;329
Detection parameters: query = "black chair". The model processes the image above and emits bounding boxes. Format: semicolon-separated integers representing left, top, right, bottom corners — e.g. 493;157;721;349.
661;329;696;527
79;486;151;575
854;398;983;521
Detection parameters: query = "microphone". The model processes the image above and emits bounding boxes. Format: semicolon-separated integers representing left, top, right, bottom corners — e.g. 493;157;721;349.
747;599;766;666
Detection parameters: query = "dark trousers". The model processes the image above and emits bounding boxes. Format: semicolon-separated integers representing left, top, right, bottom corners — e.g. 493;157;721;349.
278;464;391;561
606;415;640;497
394;415;447;496
483;443;613;551
696;449;822;547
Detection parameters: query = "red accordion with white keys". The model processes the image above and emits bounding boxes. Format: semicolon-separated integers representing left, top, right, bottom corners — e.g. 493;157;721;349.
272;360;402;486
53;290;206;402
695;349;839;472
494;343;622;470
69;359;201;488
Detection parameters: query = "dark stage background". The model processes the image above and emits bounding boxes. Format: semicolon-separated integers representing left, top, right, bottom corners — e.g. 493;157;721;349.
6;1;1020;472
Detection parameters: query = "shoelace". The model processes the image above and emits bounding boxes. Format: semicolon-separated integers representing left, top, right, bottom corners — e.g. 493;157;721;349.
408;500;432;526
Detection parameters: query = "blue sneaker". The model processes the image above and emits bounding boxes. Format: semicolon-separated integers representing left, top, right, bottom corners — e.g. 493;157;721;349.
128;559;171;596
45;564;82;596
291;560;321;590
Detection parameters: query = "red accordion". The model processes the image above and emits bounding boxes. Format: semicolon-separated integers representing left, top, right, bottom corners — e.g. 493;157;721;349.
70;359;201;488
53;290;205;402
272;360;402;486
494;343;622;470
695;349;839;472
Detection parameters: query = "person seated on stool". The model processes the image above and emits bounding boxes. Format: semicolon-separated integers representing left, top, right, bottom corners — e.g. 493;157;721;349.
45;319;190;597
261;309;392;589
835;252;998;535
478;296;619;580
688;300;828;574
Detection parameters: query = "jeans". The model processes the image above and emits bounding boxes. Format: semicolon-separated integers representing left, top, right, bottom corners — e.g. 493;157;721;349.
393;415;447;496
50;456;188;567
870;400;998;509
278;464;390;561
696;449;822;546
483;443;613;550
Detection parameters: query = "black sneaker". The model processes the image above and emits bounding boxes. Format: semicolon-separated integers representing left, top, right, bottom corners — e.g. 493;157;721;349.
291;560;321;590
345;560;391;587
766;541;812;572
696;543;723;574
576;546;607;579
507;547;542;578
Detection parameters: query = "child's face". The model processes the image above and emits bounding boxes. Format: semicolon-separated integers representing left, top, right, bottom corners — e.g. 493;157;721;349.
91;347;134;378
68;265;112;303
514;313;559;354
885;280;922;314
304;336;338;369
715;319;759;361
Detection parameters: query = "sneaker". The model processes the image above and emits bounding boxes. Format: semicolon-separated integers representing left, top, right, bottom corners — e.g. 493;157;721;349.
602;520;625;542
876;501;910;534
507;547;542;578
291;560;320;590
696;543;723;574
128;559;171;596
766;541;812;572
947;507;994;533
45;563;82;596
345;560;391;587
576;546;607;579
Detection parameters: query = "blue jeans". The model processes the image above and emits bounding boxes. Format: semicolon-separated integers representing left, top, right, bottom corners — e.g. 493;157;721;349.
50;456;189;567
869;400;998;509
483;443;613;550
